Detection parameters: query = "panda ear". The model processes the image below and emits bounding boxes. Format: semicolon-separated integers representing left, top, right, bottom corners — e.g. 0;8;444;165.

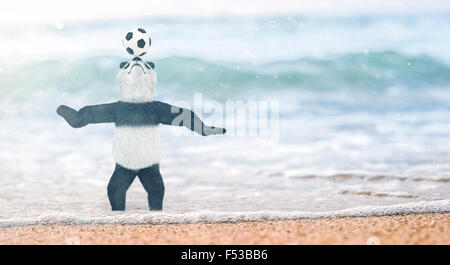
119;62;127;69
147;61;155;69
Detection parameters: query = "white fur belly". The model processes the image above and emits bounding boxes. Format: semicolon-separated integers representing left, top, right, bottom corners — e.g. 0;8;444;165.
113;126;162;170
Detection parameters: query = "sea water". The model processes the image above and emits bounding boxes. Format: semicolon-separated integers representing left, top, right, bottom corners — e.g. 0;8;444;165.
0;15;449;226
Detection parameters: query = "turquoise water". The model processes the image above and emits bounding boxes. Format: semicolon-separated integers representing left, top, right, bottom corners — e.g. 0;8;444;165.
2;52;450;100
0;15;449;224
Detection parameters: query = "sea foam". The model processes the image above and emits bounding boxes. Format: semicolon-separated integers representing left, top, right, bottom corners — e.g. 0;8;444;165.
0;199;448;227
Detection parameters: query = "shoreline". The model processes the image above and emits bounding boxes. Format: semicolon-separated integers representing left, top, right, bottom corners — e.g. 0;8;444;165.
0;213;448;244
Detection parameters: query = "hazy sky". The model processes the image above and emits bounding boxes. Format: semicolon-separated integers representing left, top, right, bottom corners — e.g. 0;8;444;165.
1;0;450;26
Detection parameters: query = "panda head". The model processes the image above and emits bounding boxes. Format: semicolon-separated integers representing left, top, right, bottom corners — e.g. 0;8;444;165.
117;57;157;103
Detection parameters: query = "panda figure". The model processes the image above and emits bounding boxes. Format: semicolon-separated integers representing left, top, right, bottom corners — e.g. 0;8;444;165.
56;28;226;211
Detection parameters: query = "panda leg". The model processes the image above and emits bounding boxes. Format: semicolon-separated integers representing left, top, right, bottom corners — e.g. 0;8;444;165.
107;164;137;211
137;164;165;211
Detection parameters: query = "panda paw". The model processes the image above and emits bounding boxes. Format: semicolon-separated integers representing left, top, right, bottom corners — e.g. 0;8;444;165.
57;105;82;128
202;126;226;136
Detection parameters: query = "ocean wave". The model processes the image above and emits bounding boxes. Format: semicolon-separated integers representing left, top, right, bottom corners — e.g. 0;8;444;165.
1;51;450;103
0;199;448;227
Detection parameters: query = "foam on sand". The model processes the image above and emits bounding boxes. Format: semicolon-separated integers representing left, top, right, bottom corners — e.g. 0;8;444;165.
0;199;448;227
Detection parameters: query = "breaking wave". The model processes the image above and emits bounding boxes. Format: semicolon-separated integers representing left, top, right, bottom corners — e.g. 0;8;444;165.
1;51;450;103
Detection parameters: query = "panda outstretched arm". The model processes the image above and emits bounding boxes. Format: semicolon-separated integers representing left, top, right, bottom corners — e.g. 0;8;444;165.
57;103;118;128
153;101;226;136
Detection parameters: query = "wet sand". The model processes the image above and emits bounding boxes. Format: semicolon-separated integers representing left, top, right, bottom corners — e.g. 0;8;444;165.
0;213;448;245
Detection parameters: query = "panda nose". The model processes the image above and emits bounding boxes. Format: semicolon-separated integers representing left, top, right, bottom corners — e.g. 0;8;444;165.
132;57;142;61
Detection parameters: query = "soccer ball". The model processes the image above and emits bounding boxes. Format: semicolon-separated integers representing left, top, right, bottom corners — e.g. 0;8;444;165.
122;28;151;57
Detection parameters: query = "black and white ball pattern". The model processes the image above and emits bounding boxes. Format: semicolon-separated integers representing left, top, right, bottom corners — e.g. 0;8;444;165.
122;28;151;57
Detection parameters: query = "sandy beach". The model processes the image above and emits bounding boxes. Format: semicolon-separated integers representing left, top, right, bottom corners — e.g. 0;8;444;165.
0;213;448;245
